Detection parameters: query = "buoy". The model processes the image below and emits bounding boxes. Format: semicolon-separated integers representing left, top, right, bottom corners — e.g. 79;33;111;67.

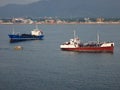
14;46;23;50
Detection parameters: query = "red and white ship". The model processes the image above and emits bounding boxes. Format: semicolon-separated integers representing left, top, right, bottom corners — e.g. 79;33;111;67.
60;31;114;53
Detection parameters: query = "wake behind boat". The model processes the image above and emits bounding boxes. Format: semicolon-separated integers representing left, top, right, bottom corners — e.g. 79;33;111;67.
60;31;114;53
8;25;44;43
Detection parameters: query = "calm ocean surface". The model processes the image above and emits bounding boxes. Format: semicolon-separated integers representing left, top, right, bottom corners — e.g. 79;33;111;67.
0;24;120;90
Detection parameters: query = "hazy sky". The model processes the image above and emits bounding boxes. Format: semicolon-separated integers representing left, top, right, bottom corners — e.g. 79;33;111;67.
0;0;40;6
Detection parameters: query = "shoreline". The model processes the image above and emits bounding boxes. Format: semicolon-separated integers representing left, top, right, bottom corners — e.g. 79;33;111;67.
0;22;120;25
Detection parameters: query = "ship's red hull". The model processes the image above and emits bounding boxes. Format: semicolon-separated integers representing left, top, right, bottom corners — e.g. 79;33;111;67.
61;46;114;53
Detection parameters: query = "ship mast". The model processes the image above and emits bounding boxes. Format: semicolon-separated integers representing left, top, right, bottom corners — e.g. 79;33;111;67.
73;30;76;39
97;33;100;44
12;27;15;34
35;24;39;30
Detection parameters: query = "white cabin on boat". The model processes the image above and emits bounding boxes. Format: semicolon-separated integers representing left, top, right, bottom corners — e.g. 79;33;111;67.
31;30;43;36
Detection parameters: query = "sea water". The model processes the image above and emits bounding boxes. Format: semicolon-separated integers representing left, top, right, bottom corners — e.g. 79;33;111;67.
0;24;120;90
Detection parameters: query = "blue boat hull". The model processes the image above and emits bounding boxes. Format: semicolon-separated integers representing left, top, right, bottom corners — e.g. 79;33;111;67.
8;34;44;43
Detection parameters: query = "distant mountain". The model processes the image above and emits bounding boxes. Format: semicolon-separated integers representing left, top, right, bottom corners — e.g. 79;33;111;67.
0;0;120;18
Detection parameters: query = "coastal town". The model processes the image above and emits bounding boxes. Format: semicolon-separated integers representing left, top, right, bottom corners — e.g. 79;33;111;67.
0;17;120;24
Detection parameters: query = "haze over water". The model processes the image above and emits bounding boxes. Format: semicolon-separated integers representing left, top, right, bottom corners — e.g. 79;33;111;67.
0;24;120;90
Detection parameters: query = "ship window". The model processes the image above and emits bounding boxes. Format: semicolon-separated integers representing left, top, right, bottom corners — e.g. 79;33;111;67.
111;44;113;47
